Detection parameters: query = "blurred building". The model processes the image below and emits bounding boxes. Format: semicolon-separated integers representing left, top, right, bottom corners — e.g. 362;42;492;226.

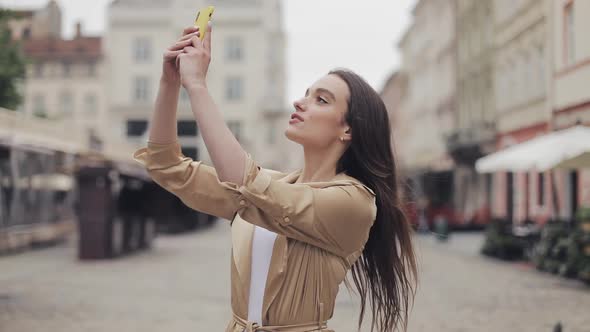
6;1;108;143
106;0;299;171
546;0;590;219
433;0;495;227
392;0;457;228
6;0;61;40
487;0;590;224
392;0;590;227
380;71;407;157
491;0;551;223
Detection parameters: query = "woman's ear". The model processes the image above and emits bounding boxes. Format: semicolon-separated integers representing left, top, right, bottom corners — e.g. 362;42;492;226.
342;127;352;142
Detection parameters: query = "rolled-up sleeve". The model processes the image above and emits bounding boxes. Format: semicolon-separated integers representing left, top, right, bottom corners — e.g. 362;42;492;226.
133;140;377;257
132;140;243;220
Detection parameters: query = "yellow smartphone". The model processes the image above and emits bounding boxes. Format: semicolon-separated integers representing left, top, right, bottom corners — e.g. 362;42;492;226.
194;6;215;40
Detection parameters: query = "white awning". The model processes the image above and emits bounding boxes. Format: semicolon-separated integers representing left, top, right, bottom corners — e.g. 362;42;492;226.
475;125;590;173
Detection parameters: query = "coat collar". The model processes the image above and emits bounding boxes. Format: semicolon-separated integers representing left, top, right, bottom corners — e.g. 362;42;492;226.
282;169;375;195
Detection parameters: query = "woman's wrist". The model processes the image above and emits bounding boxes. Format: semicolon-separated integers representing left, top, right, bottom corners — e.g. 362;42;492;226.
160;75;181;88
184;81;208;94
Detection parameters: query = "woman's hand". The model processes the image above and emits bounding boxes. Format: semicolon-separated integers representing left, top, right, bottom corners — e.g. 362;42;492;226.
178;22;212;90
161;26;201;85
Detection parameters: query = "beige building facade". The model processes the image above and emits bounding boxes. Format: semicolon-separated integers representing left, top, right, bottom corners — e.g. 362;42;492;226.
106;0;298;171
550;0;590;218
21;32;107;136
489;0;590;223
493;0;550;135
396;0;456;172
380;71;407;160
389;0;457;229
6;1;108;141
442;0;496;226
551;0;590;128
491;0;552;223
6;0;61;41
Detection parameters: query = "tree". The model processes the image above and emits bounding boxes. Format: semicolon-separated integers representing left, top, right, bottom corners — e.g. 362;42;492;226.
0;9;26;110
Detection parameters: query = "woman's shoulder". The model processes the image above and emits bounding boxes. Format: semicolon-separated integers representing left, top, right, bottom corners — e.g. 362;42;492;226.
259;167;298;181
259;167;376;197
332;173;376;197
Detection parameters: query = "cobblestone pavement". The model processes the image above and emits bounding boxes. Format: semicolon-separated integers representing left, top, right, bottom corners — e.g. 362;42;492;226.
1;224;589;332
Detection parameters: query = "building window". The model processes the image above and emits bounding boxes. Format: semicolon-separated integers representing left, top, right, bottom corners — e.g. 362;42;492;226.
59;91;73;115
23;27;31;39
181;147;198;160
177;120;198;136
225;76;243;101
32;94;46;118
564;1;575;66
537;47;545;95
133;76;150;102
225;36;243;61
538;173;545;206
84;93;97;115
133;37;152;62
227;120;241;141
126;120;148;137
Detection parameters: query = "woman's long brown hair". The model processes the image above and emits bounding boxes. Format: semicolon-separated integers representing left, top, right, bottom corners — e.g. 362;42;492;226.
330;69;418;331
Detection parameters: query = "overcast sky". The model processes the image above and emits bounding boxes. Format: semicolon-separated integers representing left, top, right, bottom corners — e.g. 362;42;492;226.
0;0;415;104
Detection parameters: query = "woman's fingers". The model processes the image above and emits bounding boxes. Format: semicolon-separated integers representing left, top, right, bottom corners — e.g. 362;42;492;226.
175;53;182;68
169;24;210;68
182;26;199;36
203;21;212;51
189;35;202;48
178;30;200;43
164;49;183;61
168;38;194;51
183;46;197;54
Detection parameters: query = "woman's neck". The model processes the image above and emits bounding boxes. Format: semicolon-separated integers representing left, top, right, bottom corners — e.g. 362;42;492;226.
295;145;343;184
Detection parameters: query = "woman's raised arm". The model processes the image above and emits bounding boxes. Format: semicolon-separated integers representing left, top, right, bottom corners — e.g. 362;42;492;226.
148;26;201;144
177;22;247;186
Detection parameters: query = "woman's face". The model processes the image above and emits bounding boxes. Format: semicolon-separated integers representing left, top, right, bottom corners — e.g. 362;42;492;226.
285;74;351;148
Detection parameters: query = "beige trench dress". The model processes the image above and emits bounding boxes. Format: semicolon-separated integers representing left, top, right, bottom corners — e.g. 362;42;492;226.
133;141;377;331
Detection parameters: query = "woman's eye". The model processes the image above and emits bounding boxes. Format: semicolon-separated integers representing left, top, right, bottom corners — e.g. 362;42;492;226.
317;97;327;104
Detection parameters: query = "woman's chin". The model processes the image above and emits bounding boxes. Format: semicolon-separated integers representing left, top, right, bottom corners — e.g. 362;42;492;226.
284;128;303;144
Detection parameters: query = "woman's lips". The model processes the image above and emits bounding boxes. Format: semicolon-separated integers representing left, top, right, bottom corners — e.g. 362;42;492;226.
290;113;304;124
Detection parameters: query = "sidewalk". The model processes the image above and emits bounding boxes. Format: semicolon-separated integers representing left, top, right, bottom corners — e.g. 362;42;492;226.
1;224;589;331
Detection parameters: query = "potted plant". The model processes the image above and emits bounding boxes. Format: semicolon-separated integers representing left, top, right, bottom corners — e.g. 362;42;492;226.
575;208;590;285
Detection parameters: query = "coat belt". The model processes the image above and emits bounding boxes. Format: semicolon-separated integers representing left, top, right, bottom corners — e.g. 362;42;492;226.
232;313;329;332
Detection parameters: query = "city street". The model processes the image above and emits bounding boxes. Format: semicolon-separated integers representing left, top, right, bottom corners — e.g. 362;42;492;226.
1;223;589;332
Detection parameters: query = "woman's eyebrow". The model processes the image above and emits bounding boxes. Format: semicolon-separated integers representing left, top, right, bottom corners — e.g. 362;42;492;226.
316;88;336;101
305;87;336;101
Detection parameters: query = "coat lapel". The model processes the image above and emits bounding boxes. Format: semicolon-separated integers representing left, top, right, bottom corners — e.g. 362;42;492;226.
261;234;289;325
231;213;255;303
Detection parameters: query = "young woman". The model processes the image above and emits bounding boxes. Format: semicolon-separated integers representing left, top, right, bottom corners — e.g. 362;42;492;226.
133;23;417;332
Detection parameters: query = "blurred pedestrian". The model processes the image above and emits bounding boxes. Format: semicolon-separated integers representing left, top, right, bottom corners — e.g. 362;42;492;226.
133;22;417;332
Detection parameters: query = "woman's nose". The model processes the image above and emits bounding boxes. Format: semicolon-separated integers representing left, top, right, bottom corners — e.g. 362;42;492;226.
293;99;304;111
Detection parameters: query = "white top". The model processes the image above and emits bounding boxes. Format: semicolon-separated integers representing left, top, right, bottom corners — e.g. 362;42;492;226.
247;225;278;325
